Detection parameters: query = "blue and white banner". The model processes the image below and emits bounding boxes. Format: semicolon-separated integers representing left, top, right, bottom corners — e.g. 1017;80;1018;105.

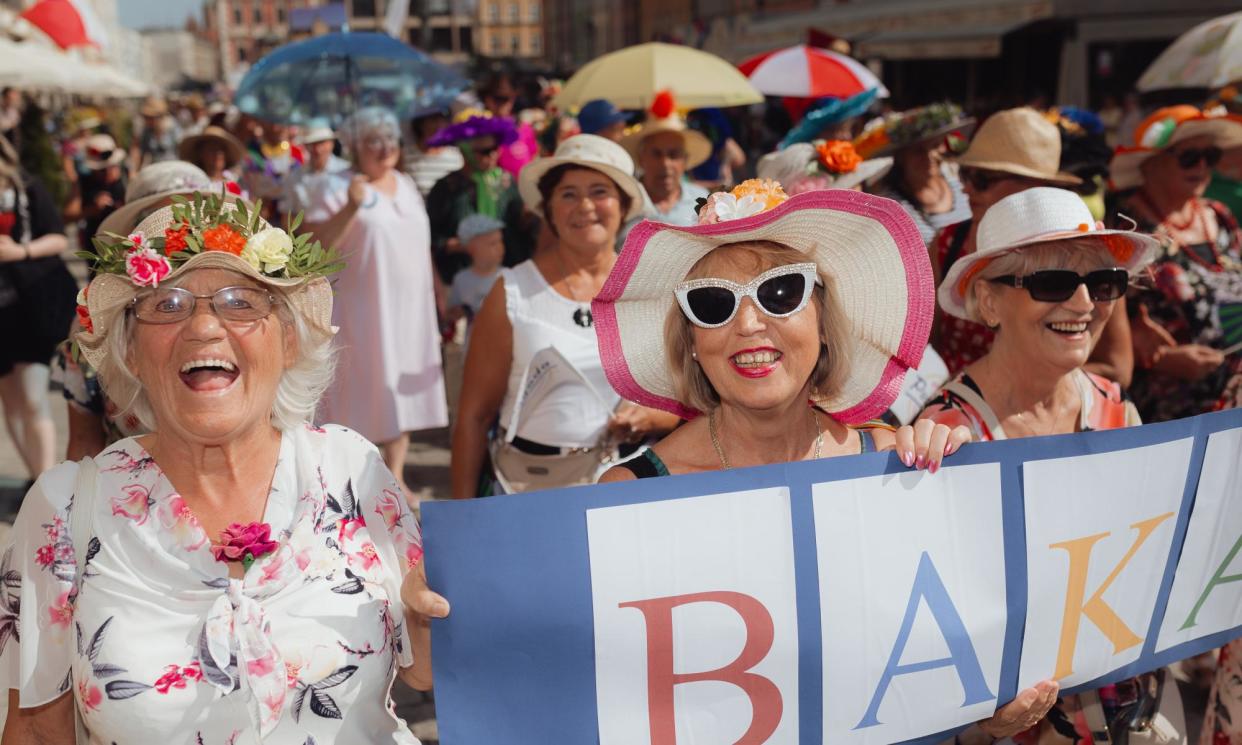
422;408;1242;745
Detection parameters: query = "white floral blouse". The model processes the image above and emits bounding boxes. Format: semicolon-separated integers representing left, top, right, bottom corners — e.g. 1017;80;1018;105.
0;424;425;744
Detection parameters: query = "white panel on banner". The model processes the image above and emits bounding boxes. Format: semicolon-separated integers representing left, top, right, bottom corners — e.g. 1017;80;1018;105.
1018;439;1193;690
586;488;800;744
1157;428;1242;652
813;464;1008;745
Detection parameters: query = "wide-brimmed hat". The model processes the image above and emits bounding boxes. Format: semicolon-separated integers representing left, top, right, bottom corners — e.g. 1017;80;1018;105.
780;88;880;148
938;187;1159;321
425;113;519;148
518;134;645;220
855;102;976;158
757;141;892;192
957;107;1081;185
178;126;246;170
1109;106;1242;190
79;199;337;370
621;116;712;170
300;119;336;144
592;184;934;423
83;134;126;170
100;161;221;237
140;97;169;118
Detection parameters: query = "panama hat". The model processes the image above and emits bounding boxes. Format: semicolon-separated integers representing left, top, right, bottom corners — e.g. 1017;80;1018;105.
957;107;1081;185
1109;106;1242;190
593;185;934;423
757;142;893;192
99;161;227;237
518;134;645;220
79;201;335;370
82;134;126;170
938;187;1159;321
621;116;712;170
178;126;246;170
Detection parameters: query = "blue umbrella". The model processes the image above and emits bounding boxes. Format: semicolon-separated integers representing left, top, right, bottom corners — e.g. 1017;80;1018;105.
235;31;468;127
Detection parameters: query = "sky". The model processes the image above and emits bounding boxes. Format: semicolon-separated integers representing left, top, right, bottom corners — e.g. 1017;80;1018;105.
117;0;204;30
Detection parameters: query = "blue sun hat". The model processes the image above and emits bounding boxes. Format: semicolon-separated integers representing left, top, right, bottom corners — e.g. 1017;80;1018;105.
780;88;880;149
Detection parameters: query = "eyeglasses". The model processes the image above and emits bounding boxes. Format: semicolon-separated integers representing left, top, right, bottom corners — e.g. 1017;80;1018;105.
362;136;398;153
989;268;1129;303
1175;146;1222;170
130;286;276;324
675;263;821;329
960;167;1022;192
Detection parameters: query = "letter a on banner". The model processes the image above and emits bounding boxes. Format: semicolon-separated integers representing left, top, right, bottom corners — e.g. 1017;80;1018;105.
856;552;993;729
620;592;783;745
1049;513;1174;679
1181;532;1242;630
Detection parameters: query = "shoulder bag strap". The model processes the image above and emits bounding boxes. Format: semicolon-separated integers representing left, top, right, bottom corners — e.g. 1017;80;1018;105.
942;380;1008;441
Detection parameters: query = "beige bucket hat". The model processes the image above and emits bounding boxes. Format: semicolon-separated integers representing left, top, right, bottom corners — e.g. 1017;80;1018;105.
958;107;1081;185
518;134;645;220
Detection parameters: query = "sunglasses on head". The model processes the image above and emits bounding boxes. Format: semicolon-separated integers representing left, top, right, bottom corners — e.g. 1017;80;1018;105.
1175;146;1222;170
675;263;821;329
989;268;1129;303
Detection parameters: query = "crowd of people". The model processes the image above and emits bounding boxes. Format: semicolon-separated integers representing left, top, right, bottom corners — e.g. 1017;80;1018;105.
0;60;1239;743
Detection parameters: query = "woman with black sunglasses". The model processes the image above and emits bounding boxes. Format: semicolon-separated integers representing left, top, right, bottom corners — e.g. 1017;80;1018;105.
1108;106;1242;424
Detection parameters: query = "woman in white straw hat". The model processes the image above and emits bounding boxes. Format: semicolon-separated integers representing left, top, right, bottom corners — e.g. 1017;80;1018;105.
594;178;1057;737
1108;105;1242;424
1;193;448;742
450;134;679;498
919;186;1185;745
755;139;892;194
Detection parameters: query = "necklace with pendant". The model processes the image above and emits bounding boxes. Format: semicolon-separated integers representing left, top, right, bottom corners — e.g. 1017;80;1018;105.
555;252;596;328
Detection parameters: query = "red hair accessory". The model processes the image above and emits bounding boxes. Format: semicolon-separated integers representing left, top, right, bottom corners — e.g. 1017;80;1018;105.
650;90;676;119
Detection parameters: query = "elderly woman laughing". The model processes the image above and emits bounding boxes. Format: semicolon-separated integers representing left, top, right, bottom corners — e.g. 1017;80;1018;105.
0;194;447;743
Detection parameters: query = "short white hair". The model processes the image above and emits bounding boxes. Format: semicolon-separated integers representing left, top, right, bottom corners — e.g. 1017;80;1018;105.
96;284;337;433
339;107;401;157
964;238;1121;324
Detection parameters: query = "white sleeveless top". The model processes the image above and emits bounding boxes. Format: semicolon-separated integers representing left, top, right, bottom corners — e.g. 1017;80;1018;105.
497;260;620;448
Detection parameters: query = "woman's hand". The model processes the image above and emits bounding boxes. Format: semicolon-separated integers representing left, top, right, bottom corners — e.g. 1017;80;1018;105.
894;420;972;473
1152;344;1225;382
1132;305;1178;369
346;174;369;209
401;560;450;621
0;235;26;263
398;561;450;691
607;404;679;445
977;679;1059;739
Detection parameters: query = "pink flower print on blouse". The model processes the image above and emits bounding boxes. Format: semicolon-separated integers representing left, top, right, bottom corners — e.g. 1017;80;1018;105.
153;661;203;694
158;495;208;551
247;650;278;678
348;542;381;577
47;589;74;630
77;676;104;712
404;541;424;570
374;489;404;531
35;544;55;568
111;483;153;524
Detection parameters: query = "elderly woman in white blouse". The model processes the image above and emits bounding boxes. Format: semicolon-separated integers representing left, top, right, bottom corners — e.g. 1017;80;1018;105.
1;194;447;743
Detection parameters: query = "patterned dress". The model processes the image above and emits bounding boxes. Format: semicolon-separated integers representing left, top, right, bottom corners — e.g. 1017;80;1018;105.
0;424;425;743
1202;640;1242;745
1116;199;1242;423
930;219;995;375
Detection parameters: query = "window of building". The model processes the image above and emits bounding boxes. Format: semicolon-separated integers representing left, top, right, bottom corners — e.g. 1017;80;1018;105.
510;32;519;53
276;4;285;23
233;4;242;24
528;3;539;22
430;25;452;52
253;5;262;23
352;0;376;18
506;2;518;22
486;2;499;22
530;29;541;55
459;26;473;53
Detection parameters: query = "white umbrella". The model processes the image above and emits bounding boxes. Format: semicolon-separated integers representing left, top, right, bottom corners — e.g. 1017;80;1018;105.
0;38;76;91
1137;10;1242;91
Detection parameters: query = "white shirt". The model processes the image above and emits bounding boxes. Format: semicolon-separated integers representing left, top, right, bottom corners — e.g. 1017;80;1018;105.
282;155;351;223
0;425;423;743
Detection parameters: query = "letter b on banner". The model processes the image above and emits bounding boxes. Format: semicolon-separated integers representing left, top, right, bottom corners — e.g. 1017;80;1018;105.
620;592;782;744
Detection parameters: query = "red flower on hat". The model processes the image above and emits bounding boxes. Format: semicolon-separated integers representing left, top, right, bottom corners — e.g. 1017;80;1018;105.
202;224;246;255
125;248;172;287
163;223;190;256
650;90;676;119
816;140;862;174
76;304;93;334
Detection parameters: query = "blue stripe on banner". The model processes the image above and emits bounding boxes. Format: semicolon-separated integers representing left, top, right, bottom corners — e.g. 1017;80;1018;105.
423;408;1242;745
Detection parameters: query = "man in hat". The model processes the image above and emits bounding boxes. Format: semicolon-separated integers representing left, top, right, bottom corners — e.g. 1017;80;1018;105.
283;120;350;223
576;99;628;143
63;133;127;250
621;92;712;227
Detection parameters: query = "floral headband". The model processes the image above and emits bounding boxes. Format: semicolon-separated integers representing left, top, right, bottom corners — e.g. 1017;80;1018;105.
81;192;342;290
695;178;789;225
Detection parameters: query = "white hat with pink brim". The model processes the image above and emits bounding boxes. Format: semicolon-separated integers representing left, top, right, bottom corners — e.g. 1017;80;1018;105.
592;188;935;423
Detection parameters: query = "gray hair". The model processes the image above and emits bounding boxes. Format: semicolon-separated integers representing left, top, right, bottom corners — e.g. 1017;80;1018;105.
96;284;337;433
964;238;1121;324
338;107;401;157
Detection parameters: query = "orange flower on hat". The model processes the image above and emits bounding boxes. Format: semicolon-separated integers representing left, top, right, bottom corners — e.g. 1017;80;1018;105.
853;126;890;159
731;178;788;211
163;223;190;256
816;140;862;174
202;224;246;255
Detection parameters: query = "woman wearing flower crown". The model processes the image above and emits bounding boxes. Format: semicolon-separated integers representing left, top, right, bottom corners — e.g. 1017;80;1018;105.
0;193;448;742
594;178;1058;738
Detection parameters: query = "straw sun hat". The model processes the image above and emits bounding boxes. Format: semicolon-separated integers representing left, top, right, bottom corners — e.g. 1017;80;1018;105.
957;107;1081;185
619;91;712;170
78;196;338;370
82;134;126;170
592;182;934;423
99;161;225;237
518;134;645;220
757;141;893;192
178;126;247;170
938;187;1159;321
1109;106;1242;190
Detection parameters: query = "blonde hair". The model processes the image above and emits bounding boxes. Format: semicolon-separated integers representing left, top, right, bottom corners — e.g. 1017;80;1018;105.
96;278;337;432
964;238;1121;324
664;240;852;413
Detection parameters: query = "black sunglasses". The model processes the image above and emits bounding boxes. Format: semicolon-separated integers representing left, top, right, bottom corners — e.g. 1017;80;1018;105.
989;268;1129;303
1175;146;1222;170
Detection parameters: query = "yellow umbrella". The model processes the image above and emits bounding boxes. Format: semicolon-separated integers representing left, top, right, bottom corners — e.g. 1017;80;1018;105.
554;42;764;111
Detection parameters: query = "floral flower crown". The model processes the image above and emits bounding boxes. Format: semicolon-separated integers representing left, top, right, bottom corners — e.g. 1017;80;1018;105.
81;192;343;290
695;178;789;225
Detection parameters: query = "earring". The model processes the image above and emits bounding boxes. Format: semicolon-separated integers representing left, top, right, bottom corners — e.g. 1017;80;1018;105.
691;350;698;360
984;319;1000;330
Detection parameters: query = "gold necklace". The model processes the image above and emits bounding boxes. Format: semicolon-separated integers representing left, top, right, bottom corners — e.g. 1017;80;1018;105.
708;407;823;470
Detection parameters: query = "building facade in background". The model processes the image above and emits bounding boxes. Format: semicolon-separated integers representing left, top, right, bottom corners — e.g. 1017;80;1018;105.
541;0;638;72
474;0;541;59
